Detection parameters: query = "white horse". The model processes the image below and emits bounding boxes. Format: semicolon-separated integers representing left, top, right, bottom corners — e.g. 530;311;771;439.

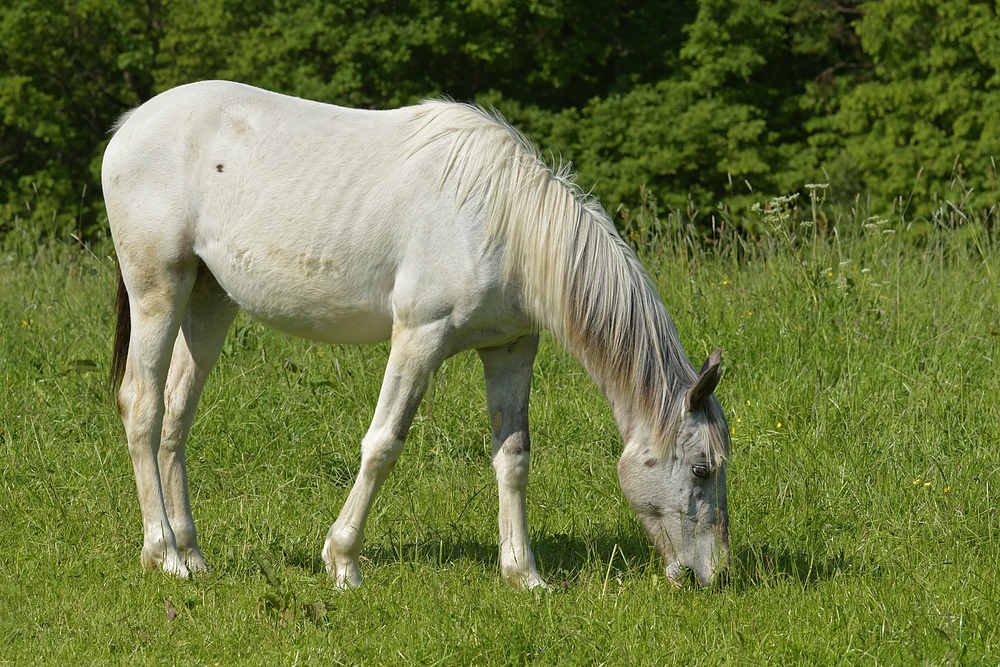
104;80;730;589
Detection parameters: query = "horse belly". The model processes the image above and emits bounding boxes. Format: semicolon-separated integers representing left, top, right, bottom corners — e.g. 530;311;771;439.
200;243;395;345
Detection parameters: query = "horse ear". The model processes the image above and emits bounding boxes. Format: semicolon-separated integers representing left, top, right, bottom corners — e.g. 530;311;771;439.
686;349;722;411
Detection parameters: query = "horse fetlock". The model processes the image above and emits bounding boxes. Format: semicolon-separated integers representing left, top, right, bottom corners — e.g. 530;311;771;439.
139;545;161;572
141;543;190;578
501;564;546;591
323;527;364;589
171;520;203;555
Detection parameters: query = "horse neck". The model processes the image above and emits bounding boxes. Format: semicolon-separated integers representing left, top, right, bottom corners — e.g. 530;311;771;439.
448;112;698;435
575;223;695;436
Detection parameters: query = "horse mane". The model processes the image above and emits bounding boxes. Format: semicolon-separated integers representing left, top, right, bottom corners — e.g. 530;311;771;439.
405;100;727;465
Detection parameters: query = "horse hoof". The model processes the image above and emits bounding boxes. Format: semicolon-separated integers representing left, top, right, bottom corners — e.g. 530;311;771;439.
142;548;191;578
328;562;363;590
502;569;548;591
162;556;192;579
182;548;211;574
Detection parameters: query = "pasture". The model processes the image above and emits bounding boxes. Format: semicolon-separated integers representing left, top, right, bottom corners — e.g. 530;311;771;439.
2;196;999;665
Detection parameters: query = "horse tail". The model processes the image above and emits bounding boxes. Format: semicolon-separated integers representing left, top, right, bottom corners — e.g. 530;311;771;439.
110;262;130;391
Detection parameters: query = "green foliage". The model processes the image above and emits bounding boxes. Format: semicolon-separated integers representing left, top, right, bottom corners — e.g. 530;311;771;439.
543;79;771;216
499;0;866;217
2;0;999;244
0;1;161;238
808;0;1000;215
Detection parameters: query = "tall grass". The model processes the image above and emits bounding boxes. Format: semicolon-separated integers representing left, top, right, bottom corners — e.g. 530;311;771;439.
1;190;998;665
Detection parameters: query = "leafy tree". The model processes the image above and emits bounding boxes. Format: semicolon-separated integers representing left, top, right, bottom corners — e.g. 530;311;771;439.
0;0;162;241
151;0;696;109
518;0;866;218
3;0;996;245
807;0;1000;214
2;0;702;241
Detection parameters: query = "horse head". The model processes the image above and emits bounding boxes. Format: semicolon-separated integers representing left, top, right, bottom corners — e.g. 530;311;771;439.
616;349;730;588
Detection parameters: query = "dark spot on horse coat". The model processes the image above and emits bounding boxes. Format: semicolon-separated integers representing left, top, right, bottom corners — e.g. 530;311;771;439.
216;164;224;173
644;458;657;468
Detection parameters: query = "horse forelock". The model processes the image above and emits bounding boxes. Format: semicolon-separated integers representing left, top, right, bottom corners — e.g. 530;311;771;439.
653;392;729;472
701;396;730;469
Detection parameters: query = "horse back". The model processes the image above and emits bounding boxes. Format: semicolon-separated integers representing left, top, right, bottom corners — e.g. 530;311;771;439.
103;81;528;348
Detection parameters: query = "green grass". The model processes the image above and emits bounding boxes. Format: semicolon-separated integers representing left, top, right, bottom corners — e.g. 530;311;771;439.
1;199;999;665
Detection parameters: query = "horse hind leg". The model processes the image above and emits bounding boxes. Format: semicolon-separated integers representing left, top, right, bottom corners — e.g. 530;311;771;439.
116;259;198;577
158;265;238;573
478;334;545;589
323;321;452;588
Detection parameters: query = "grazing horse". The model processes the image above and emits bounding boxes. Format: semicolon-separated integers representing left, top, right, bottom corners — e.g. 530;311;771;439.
104;80;730;589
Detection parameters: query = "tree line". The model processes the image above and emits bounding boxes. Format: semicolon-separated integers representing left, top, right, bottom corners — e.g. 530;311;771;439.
2;0;998;243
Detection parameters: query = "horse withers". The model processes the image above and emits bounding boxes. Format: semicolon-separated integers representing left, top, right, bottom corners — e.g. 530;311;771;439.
103;80;730;589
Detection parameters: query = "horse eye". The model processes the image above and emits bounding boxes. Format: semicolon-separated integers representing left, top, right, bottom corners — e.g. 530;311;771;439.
692;465;710;479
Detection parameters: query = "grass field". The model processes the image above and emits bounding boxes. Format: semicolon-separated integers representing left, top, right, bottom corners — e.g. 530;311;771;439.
2;195;999;665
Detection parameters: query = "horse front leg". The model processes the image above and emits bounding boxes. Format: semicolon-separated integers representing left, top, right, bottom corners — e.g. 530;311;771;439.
478;334;545;589
323;321;450;588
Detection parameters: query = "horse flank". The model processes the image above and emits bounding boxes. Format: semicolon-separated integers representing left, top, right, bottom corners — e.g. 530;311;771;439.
408;101;724;462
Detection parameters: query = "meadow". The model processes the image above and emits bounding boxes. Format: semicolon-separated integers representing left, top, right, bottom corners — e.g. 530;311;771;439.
1;190;998;665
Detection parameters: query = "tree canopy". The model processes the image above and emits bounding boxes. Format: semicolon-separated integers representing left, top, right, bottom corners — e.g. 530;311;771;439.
1;0;995;242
